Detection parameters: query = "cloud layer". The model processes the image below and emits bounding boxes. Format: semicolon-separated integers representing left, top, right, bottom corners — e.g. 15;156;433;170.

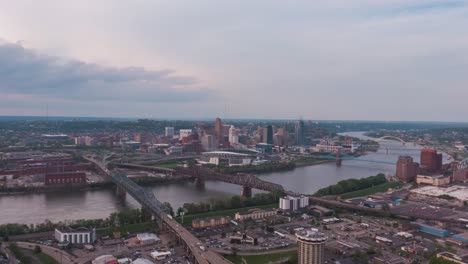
0;40;213;105
1;0;468;120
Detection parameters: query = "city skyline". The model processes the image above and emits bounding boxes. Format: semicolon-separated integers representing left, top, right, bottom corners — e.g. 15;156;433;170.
1;1;468;121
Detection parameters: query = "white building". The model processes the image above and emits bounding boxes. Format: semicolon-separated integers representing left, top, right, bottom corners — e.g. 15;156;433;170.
179;129;192;139
229;125;239;145
279;196;309;211
150;250;172;260
136;233;160;245
55;227;96;244
165;127;175;137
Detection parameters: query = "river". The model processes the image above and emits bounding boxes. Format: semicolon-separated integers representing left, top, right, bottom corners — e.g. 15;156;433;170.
0;132;444;224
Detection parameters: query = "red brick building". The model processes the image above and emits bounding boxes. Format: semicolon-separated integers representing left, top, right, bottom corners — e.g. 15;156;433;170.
45;172;86;185
0;163;93;177
396;156;419;182
420;148;442;173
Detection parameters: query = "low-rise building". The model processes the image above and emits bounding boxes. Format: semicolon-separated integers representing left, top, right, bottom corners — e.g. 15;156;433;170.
234;208;276;222
192;216;230;229
92;255;117;264
437;252;468;264
45;172;86;185
136;233;160;245
447;232;468;247
55;227;96;244
229;231;257;245
416;174;451;186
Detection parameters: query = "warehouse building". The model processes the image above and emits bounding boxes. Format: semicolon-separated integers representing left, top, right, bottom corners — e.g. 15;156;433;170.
412;222;449;237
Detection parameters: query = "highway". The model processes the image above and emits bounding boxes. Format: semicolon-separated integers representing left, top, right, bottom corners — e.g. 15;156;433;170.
85;156;232;264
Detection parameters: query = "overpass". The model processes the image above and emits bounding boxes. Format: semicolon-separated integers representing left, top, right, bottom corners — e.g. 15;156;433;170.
85;157;232;264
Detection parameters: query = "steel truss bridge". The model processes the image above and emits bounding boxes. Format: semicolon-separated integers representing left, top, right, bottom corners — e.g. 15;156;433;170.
116;163;285;193
86;157;232;264
314;153;395;165
175;166;284;193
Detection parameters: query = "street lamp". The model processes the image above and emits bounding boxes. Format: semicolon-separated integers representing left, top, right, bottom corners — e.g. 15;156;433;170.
180;212;185;224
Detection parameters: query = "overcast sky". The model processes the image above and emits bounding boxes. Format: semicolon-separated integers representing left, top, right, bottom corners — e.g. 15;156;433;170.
1;0;468;121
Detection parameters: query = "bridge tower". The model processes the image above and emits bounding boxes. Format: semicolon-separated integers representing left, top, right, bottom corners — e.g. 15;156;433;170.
336;150;342;167
241;186;252;198
141;206;153;222
116;185;126;198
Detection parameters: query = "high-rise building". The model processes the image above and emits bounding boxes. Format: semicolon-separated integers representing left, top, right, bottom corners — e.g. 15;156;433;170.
420;148;443;173
296;230;328;264
279;196;309;211
215;117;223;144
295;120;305;146
165;127;175;137
263;125;273;145
228;125;239;145
201;135;217;151
396;156;419;182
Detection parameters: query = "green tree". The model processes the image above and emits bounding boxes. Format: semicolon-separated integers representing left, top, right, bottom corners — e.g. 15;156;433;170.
33;245;42;254
163;202;174;217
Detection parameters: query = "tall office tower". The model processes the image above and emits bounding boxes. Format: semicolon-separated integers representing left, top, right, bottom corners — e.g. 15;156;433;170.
215;117;223;144
165;127;175;137
228;125;239;145
262;125;273;144
296;230;328;264
295;119;305;145
420;148;442;173
396;156;418;182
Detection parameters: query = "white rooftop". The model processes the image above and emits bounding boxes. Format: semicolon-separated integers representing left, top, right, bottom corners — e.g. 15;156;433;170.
410;185;468;201
136;233;160;242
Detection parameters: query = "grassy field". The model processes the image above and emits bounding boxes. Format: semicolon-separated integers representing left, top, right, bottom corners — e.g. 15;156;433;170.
37;252;59;264
225;250;297;264
96;222;158;236
175;203;277;225
157;163;180;168
341;181;404;199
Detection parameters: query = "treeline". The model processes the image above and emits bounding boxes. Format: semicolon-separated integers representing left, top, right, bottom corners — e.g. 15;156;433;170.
216;162;296;174
315;174;387;196
0;209;145;238
177;190;283;215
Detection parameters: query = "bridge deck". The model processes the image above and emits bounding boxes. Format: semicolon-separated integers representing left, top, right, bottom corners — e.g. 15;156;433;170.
86;157;231;264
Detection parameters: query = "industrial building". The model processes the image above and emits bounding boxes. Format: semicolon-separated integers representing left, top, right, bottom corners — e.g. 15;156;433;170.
55;227;96;244
279;195;309;211
412;222;449;237
296;229;328;264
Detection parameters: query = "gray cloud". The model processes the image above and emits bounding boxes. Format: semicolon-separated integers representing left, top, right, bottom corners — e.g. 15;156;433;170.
0;40;213;103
